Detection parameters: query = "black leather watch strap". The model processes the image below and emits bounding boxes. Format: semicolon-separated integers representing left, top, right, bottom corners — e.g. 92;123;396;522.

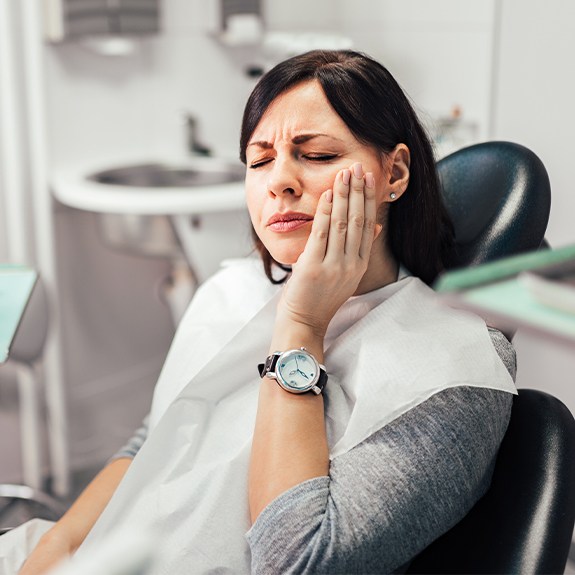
315;369;328;393
258;353;280;377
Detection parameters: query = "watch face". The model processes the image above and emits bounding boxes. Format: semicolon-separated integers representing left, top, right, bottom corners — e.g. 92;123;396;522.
276;349;319;393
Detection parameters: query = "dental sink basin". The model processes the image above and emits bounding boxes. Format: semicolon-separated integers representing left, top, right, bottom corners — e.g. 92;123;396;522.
88;160;245;189
51;156;246;215
51;155;253;311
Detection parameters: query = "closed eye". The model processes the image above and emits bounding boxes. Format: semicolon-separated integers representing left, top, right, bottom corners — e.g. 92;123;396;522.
304;154;338;162
249;154;338;169
249;158;273;169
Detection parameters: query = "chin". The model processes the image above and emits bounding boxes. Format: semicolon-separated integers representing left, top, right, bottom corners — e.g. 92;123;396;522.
256;229;306;267
266;241;306;267
269;250;300;267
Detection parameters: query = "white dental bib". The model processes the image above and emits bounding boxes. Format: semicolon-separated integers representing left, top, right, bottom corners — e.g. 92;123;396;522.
76;258;516;574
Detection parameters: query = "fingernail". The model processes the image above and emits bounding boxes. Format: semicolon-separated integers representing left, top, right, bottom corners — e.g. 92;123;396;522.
342;169;351;185
352;162;363;179
365;172;375;188
325;189;333;203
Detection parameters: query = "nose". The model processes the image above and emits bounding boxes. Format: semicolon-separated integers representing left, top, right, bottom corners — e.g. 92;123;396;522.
266;157;302;198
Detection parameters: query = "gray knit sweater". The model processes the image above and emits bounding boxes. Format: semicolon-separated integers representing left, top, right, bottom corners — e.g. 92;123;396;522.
114;328;515;574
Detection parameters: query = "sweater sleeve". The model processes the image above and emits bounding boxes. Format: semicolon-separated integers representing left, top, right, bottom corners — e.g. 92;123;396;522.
246;332;515;574
109;415;150;461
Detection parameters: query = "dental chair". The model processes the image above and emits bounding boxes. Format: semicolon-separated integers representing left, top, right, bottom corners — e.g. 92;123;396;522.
406;142;575;573
406;388;575;574
437;140;551;267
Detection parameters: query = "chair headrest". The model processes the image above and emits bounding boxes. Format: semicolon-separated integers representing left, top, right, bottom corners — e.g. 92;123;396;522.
437;141;551;268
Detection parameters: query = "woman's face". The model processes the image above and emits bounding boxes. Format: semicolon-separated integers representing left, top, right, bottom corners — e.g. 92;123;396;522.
245;80;393;266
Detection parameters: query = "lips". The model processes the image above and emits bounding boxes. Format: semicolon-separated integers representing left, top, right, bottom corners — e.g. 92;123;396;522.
266;212;313;232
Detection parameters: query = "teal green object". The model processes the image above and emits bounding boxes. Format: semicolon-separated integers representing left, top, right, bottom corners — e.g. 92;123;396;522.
463;278;575;342
0;265;38;363
435;244;575;292
434;244;575;345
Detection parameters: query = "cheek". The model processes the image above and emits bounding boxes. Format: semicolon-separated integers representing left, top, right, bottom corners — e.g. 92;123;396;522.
304;166;338;198
244;178;262;224
312;162;339;182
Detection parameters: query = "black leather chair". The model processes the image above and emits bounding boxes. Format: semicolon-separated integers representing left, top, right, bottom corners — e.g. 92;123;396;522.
437;141;551;268
406;143;575;573
406;389;575;574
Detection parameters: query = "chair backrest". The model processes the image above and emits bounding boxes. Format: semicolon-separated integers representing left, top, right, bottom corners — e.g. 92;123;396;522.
437;141;551;269
406;389;575;574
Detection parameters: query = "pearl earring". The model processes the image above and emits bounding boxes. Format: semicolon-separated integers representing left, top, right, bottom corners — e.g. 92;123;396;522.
390;192;397;200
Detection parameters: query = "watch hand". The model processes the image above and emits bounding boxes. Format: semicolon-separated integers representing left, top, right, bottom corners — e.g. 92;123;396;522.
294;356;309;377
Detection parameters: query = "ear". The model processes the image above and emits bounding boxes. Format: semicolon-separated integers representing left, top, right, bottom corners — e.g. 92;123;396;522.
384;144;410;202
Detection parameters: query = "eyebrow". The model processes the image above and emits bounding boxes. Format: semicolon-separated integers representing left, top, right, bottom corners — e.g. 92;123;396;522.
247;133;343;148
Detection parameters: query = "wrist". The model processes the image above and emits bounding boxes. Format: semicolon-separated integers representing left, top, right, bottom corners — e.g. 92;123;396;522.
269;320;324;362
275;305;329;337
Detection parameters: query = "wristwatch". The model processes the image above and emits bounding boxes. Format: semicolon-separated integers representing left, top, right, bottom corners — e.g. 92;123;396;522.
258;347;328;395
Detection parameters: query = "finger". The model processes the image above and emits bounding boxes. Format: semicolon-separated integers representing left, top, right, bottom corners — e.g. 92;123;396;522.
345;162;367;255
299;189;333;263
358;171;378;260
324;168;351;257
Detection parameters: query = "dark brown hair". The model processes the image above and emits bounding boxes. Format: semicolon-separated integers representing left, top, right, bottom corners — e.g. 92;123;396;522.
240;50;454;285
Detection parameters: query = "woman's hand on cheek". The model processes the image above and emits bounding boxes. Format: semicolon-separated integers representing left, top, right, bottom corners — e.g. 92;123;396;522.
276;162;382;340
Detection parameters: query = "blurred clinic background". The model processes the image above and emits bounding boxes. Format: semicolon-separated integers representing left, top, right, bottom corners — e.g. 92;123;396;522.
0;0;574;511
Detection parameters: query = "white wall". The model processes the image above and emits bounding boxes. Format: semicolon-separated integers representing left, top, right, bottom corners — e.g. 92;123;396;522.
494;0;575;248
265;0;338;31
336;0;497;148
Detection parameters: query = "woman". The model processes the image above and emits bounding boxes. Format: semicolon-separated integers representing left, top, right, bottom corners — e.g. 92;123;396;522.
17;50;516;574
